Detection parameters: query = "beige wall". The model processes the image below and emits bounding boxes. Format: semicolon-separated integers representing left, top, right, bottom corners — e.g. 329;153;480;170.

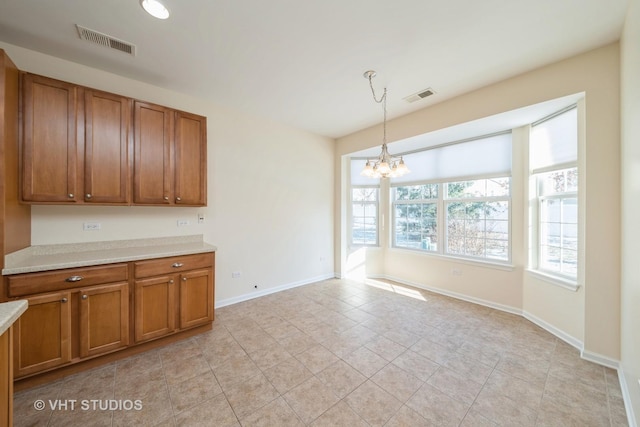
337;44;621;362
621;0;640;422
0;41;336;306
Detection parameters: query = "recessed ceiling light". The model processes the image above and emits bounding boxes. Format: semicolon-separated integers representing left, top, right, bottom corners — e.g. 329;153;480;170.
140;0;170;19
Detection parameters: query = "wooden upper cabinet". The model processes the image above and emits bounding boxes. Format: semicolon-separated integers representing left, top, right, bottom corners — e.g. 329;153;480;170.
133;101;172;205
175;111;207;206
21;73;78;202
134;101;207;206
20;73;206;206
84;90;131;204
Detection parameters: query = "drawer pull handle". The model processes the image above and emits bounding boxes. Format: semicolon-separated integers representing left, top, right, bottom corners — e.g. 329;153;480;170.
172;263;184;268
82;294;88;300
61;298;68;303
65;276;84;282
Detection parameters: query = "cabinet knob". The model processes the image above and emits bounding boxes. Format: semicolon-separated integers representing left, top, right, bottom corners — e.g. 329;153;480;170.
182;277;187;282
82;294;88;300
172;262;184;268
169;279;174;284
85;194;92;199
65;276;84;282
61;298;68;303
68;194;74;198
164;196;169;201
176;197;182;202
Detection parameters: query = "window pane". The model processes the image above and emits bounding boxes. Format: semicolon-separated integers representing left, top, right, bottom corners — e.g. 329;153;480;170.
562;198;578;223
351;187;378;246
541;199;561;223
486;177;510;197
394;200;437;251
486;239;508;260
485;201;509;220
540;245;561;272
353;188;377;202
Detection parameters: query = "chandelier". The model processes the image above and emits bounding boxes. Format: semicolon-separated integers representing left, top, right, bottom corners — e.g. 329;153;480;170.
360;70;410;179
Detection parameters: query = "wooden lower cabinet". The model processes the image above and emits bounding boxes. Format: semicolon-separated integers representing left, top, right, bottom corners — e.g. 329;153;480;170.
1;326;14;427
13;291;71;377
134;275;176;342
79;282;129;358
4;252;214;380
179;268;214;330
134;253;215;343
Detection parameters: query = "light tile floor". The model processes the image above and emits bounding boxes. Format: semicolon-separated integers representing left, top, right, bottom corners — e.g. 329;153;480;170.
14;278;629;426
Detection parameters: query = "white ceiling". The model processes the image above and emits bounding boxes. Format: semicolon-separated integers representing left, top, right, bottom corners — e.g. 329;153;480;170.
0;0;629;139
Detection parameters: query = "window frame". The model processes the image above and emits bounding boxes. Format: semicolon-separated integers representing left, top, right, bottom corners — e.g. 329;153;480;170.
528;104;580;289
390;176;512;266
533;167;578;282
443;177;512;264
350;185;380;247
392;183;440;252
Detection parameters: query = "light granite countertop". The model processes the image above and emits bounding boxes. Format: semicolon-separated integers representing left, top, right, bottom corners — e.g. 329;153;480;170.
2;235;217;275
0;300;27;335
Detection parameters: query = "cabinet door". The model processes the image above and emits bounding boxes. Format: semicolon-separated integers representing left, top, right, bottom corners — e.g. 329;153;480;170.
133;101;172;205
134;276;176;342
179;268;214;330
21;74;78;202
174;111;206;206
13;291;71;378
84;90;131;204
79;282;130;358
0;327;13;427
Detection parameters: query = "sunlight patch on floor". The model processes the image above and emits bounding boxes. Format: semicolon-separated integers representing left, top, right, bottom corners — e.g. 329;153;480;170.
364;278;427;302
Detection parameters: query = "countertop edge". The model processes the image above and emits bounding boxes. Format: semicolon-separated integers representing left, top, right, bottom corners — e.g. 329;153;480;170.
0;300;28;336
2;237;217;275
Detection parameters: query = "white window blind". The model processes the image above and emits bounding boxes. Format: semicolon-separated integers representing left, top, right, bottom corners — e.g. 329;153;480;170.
530;106;577;173
390;132;512;184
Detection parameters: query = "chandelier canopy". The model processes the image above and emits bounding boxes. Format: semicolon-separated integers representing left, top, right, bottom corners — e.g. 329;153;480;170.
360;70;410;179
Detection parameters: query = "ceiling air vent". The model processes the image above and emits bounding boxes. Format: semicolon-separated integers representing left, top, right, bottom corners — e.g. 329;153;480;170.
403;87;436;103
76;25;136;56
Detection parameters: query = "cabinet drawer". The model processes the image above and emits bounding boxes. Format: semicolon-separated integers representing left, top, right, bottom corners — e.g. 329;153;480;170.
134;253;213;278
7;264;128;297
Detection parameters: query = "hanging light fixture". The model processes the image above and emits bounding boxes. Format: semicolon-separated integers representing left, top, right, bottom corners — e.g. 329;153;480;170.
360;70;410;179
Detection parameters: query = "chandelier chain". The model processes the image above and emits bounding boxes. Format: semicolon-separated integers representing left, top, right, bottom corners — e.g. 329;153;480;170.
367;74;387;145
360;70;409;179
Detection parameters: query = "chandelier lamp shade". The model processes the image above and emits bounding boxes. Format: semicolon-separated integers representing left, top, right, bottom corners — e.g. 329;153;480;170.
360;70;410;179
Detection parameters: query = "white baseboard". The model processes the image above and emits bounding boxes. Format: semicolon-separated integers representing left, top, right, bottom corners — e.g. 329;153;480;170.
618;369;638;427
215;273;336;308
522;310;584;351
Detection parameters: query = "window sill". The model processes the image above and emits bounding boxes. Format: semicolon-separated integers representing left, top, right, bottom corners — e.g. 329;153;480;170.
526;269;581;291
389;247;515;272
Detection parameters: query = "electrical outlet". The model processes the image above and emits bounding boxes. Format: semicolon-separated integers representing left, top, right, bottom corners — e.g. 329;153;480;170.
83;222;101;231
232;271;241;279
177;219;190;227
197;213;205;224
451;268;463;276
